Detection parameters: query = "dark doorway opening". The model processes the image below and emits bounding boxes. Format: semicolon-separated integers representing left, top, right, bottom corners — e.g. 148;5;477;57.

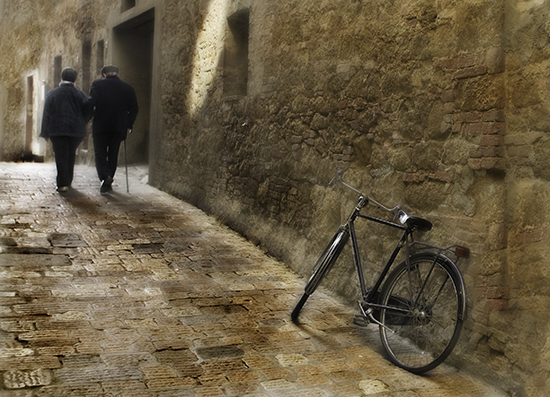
113;9;154;165
25;76;33;158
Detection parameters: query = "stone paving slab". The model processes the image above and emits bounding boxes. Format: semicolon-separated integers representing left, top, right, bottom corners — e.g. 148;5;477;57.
0;162;505;396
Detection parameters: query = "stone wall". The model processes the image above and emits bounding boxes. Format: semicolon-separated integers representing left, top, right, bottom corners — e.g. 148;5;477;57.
154;1;549;395
2;0;550;395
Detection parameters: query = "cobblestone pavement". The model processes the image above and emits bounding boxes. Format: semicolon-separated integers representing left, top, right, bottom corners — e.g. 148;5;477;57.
0;162;505;397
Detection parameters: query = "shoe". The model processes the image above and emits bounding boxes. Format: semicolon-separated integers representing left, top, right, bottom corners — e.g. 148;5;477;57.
56;186;69;193
100;176;113;193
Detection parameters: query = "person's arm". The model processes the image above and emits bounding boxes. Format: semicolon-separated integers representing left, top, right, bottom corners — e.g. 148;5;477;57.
81;90;94;123
39;95;52;139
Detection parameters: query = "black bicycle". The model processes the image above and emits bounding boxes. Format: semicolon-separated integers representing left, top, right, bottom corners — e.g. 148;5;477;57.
292;172;470;374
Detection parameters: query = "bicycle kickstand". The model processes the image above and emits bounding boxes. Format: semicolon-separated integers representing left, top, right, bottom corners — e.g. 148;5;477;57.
356;301;395;334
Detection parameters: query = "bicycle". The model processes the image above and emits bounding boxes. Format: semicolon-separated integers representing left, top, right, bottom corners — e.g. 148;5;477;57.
291;172;470;374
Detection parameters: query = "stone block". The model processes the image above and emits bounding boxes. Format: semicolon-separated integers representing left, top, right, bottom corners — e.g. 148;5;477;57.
463;122;505;136
3;369;52;389
358;379;390;394
0;254;71;267
453;65;487;79
146;376;197;389
0;356;62;371
196;345;244;360
486;47;505;74
479;134;504;146
275;353;309;366
485;157;507;169
485;223;508;251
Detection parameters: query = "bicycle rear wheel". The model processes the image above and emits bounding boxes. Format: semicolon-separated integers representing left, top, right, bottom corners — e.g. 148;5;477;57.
291;229;349;321
378;252;465;373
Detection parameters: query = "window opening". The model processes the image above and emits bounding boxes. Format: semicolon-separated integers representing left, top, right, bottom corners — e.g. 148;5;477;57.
96;40;105;77
224;8;249;97
82;38;91;93
81;38;92;151
53;55;62;85
122;0;136;12
25;76;33;158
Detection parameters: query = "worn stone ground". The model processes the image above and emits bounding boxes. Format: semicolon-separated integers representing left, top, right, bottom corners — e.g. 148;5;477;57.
0;162;505;397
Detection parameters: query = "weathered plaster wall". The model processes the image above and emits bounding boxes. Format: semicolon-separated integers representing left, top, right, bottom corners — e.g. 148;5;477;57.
0;0;119;161
0;0;45;160
2;0;550;395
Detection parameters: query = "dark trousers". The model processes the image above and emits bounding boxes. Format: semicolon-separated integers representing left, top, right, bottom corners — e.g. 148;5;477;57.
50;136;84;188
93;133;123;181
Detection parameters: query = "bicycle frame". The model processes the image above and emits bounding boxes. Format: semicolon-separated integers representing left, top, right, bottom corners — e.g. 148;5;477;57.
350;209;407;302
341;194;468;324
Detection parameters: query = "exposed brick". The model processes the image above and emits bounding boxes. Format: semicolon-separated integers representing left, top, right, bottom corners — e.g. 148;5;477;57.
453;65;487;79
480;157;506;170
455;111;483;123
480;135;504;147
470;146;505;158
463;122;505;136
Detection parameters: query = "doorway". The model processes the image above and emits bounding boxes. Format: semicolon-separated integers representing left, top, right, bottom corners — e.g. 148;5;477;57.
112;9;154;164
25;76;34;159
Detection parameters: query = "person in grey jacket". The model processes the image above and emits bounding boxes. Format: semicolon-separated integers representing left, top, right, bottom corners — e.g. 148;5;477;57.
40;67;91;192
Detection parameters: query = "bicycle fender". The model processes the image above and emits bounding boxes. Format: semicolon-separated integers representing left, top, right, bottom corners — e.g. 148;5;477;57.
412;251;467;322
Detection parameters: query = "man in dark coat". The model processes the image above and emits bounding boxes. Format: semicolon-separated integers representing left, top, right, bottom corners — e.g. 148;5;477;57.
40;67;91;192
87;65;138;193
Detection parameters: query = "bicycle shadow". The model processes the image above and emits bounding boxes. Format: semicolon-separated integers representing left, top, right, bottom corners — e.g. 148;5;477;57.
290;310;384;352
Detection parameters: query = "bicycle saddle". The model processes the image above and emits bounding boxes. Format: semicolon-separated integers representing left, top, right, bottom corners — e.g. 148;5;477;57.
406;216;432;232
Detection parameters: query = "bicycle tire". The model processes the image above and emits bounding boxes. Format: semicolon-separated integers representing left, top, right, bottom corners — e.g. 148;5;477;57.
291;229;349;321
378;252;466;373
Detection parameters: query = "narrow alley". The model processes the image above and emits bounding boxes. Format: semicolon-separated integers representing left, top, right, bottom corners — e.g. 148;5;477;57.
0;162;504;396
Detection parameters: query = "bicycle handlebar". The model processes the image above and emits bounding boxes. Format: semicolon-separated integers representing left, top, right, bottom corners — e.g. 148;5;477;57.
331;171;470;259
331;171;401;214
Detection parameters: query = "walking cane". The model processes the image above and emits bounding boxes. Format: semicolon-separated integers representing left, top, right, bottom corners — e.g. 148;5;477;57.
123;138;129;193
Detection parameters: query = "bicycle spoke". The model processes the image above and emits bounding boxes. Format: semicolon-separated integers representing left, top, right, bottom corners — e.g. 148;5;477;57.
378;253;464;373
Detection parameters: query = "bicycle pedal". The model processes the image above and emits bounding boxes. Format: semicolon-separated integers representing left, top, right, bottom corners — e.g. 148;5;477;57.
353;315;370;327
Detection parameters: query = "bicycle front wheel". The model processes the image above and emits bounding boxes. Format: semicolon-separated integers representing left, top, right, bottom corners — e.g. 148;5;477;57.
378;252;466;373
291;228;349;321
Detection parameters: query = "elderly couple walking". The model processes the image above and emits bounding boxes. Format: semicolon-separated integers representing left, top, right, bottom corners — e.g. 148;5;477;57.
40;65;138;193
